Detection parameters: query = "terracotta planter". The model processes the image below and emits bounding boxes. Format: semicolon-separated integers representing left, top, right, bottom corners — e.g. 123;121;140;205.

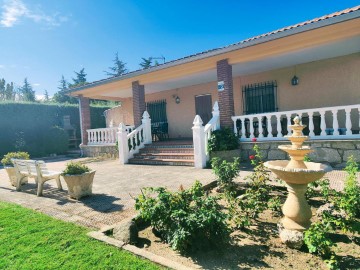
5;167;28;187
62;171;96;200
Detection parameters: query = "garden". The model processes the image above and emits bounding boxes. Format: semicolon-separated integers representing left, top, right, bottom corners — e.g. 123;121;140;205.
127;140;360;270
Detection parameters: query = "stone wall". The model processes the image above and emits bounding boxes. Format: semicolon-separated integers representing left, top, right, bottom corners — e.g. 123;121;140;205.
80;145;118;159
239;140;360;168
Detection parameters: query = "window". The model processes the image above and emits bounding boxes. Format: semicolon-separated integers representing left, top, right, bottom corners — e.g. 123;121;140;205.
242;81;277;115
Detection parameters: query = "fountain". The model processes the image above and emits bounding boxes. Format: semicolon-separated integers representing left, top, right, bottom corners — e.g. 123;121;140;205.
264;115;332;248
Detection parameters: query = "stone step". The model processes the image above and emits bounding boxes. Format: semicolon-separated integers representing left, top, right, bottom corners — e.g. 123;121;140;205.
133;153;194;160
139;147;194;154
128;158;194;166
144;144;193;149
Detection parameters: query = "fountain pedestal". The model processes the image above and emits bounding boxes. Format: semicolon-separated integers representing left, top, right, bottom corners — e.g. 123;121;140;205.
264;116;332;248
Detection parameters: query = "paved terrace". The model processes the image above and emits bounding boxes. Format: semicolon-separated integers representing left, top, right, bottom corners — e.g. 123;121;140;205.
0;158;358;229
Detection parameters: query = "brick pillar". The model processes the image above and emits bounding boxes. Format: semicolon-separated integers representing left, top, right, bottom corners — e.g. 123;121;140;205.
132;81;146;127
217;59;235;128
79;95;91;145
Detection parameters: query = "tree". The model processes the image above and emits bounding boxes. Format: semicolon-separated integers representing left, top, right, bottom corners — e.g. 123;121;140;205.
139;57;153;69
71;68;87;87
5;82;15;101
19;78;35;102
0;78;5;101
104;52;128;77
43;90;50;102
52;75;78;104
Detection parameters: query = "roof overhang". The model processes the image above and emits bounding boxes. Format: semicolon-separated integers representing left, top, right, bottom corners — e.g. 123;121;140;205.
68;9;360;100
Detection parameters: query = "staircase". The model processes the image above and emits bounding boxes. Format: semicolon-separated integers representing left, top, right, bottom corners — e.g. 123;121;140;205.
128;140;194;166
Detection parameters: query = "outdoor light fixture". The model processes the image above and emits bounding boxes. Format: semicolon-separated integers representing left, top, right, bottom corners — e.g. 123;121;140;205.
172;94;180;104
291;66;299;86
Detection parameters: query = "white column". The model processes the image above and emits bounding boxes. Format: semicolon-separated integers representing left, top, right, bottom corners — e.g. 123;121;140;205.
117;123;129;165
319;111;326;136
258;116;264;138
212;101;220;130
345;108;352;135
242;118;246;138
308;112;315;137
286;114;292;135
277;115;282;138
142;111;152;144
192;115;206;169
267;116;273;138
249;117;254;139
332;109;340;136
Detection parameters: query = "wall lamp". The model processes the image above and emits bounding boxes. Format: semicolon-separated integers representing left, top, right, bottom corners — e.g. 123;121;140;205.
291;66;299;86
172;95;180;104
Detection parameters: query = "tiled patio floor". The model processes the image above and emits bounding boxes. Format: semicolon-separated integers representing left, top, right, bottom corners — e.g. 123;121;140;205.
0;158;358;229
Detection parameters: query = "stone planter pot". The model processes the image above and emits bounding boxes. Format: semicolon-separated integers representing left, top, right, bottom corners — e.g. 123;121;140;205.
5;167;28;187
62;171;96;200
210;149;241;162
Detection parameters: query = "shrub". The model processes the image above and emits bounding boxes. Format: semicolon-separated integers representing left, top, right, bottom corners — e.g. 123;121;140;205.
43;126;69;155
211;157;240;191
1;152;30;167
208;128;239;152
135;181;230;253
62;161;91;175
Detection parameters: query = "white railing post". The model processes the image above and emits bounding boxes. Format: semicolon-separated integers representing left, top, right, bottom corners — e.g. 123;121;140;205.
332;109;340;136
212;101;220;129
258;116;264;138
345;108;352;135
117;123;129;165
286;113;292;135
320;111;326;136
308;112;315;137
277;115;282;138
192;115;206;169
249;117;254;139
142;111;152;144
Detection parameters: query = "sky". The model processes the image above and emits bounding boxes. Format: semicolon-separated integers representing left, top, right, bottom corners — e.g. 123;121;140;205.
0;0;359;97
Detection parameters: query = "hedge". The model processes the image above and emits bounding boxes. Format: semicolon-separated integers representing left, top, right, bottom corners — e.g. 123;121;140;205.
0;102;110;158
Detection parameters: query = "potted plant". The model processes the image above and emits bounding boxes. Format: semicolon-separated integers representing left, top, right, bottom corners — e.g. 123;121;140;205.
1;152;30;186
62;161;96;200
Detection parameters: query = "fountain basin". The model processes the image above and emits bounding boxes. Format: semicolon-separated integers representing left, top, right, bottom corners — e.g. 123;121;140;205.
264;160;332;184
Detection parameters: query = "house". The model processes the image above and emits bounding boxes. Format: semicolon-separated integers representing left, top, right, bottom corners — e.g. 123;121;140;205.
68;6;360;168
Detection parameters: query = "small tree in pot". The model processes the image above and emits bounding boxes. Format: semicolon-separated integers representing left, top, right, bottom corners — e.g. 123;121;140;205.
1;152;30;186
62;162;96;200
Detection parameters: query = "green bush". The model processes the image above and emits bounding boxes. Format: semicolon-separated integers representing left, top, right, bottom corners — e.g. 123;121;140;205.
208;128;239;152
43;126;69;155
135;181;230;253
62;161;91;175
0;101;110;158
1;152;30;167
211;157;240;191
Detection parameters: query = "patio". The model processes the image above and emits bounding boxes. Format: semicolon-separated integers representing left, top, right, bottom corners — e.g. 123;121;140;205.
0;158;357;229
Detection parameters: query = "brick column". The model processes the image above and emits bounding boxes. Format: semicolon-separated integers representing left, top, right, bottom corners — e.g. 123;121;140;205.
79;95;91;145
217;59;235;128
132;81;146;127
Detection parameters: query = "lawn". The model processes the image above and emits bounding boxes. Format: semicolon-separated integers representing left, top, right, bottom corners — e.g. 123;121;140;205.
0;201;162;270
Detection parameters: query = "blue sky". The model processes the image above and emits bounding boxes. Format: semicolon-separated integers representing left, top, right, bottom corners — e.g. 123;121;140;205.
0;0;359;97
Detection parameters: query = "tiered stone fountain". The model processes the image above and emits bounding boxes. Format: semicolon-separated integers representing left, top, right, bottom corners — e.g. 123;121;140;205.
264;116;332;248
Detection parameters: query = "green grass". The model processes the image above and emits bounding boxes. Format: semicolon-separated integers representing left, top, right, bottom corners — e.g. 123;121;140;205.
0;201;162;270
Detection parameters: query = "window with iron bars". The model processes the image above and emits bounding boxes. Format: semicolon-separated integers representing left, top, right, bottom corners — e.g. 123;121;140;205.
242;81;278;115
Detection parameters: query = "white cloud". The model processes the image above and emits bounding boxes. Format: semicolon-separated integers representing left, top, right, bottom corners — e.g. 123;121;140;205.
33;83;40;87
0;0;68;28
0;64;5;69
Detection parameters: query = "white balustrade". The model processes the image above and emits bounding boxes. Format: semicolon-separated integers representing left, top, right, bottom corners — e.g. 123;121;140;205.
193;101;220;168
231;104;360;141
86;125;135;146
117;111;152;165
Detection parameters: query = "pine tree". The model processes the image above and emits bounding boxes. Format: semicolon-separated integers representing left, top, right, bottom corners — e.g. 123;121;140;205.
5;82;15;101
0;78;5;101
71;68;87;87
139;57;153;69
44;90;50;102
53;75;78;104
19;78;36;102
104;52;128;77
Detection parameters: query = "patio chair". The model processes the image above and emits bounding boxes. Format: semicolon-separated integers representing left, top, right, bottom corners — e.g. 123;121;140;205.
35;161;62;197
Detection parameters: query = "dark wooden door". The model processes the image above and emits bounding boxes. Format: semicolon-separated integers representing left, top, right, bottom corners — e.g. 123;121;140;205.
195;94;212;125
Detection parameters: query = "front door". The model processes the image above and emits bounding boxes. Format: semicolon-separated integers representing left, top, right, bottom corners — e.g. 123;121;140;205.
195;94;212;125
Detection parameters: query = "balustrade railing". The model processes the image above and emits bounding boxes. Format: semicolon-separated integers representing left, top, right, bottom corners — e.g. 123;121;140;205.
192;101;220;168
232;104;360;141
87;125;134;145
